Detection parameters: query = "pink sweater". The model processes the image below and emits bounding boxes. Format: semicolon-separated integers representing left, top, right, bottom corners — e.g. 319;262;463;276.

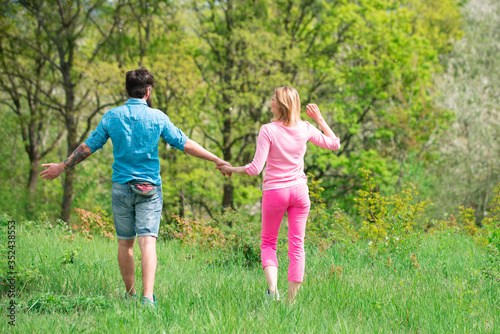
245;121;341;190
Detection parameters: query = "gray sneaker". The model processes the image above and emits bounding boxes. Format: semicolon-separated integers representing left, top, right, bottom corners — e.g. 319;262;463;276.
266;289;280;301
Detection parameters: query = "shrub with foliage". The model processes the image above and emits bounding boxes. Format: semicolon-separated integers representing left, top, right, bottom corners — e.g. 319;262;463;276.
159;214;226;249
307;173;358;248
214;209;261;267
74;207;115;240
355;169;430;257
457;206;479;236
437;182;500;282
462;183;500;282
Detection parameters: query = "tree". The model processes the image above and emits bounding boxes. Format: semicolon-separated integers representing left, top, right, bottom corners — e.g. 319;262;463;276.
0;3;64;212
99;0;224;219
266;0;461;208
0;0;125;221
0;0;465;222
191;0;287;209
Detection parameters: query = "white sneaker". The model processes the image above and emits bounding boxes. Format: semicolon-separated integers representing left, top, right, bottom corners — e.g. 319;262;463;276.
266;289;280;301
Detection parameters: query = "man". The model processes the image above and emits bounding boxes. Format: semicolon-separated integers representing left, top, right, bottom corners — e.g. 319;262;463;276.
40;68;229;306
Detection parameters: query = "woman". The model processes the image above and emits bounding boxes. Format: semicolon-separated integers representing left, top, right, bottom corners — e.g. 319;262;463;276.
219;86;340;303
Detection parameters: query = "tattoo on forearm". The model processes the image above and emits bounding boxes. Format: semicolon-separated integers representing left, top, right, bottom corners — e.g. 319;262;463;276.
63;145;91;171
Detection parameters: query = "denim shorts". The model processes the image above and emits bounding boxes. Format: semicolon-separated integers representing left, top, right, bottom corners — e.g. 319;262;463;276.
111;182;163;239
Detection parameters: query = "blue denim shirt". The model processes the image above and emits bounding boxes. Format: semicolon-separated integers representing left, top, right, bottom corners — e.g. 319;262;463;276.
85;98;188;185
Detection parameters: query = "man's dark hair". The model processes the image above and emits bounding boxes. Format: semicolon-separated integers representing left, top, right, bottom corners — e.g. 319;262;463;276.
126;68;155;98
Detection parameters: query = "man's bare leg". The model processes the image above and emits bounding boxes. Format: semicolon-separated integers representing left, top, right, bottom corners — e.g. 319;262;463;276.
118;238;136;295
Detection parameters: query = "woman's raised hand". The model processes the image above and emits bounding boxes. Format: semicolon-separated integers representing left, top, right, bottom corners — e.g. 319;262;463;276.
306;103;338;139
306;104;324;122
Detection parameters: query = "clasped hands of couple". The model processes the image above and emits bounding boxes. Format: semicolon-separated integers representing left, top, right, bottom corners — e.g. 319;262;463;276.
215;160;233;177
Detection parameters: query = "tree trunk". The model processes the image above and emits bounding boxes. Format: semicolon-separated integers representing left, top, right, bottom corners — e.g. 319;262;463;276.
222;178;235;209
61;127;78;222
179;186;185;218
26;156;41;214
221;105;234;209
60;44;78;221
222;182;234;209
61;168;76;222
61;107;78;222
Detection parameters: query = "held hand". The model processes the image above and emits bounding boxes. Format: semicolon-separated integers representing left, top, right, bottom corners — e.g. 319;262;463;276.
218;165;234;177
40;163;64;180
215;159;232;177
306;104;324;122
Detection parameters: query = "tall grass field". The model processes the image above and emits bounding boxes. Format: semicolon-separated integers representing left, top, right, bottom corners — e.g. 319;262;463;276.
1;216;499;333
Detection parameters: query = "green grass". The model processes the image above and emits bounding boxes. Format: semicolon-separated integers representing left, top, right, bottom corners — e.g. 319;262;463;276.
1;223;499;333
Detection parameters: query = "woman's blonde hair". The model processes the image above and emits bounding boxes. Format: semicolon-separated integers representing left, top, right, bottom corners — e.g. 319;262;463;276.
272;86;301;126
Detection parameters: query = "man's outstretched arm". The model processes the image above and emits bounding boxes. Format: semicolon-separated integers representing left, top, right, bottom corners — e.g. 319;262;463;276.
40;143;93;180
182;139;231;173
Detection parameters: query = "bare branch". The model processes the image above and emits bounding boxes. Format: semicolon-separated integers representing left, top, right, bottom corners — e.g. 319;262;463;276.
0;31;62;72
78;100;120;143
198;126;224;152
41;129;66;158
0;101;17;114
88;2;124;64
171;177;198;221
235;133;257;162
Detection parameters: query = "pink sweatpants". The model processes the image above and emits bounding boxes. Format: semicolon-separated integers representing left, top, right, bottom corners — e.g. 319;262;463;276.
261;183;310;282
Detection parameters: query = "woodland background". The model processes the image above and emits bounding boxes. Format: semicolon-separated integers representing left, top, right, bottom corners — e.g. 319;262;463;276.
0;0;499;227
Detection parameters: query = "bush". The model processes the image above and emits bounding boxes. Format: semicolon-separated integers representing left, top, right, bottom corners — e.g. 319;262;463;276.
214;209;261;267
447;182;500;282
307;173;358;249
159;213;226;249
355;169;429;257
477;183;500;282
457;206;479;236
74;207;115;240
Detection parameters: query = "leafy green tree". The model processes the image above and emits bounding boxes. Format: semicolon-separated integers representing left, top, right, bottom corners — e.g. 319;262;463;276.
0;0;125;221
0;0;465;223
266;0;461;209
183;0;462;214
190;0;289;209
0;3;64;212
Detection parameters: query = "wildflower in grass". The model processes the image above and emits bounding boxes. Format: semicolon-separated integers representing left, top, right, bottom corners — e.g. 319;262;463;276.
329;265;343;277
410;254;420;269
